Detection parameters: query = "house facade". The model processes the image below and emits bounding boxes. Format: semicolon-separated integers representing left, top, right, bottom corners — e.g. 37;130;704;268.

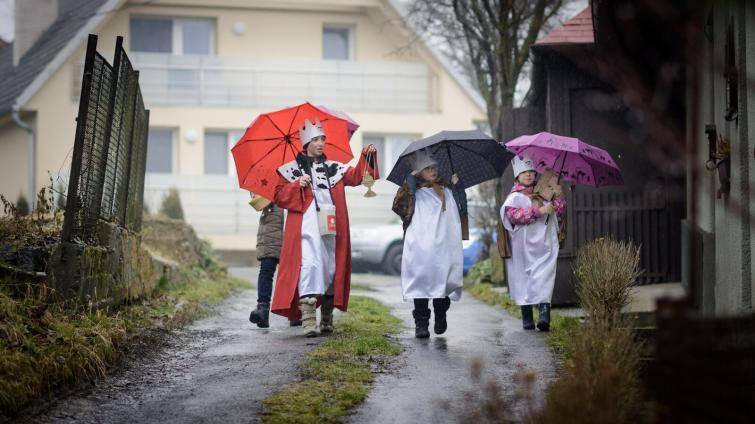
0;0;486;251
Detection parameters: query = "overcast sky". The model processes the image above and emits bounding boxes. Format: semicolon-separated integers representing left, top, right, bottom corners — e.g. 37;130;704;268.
0;0;13;42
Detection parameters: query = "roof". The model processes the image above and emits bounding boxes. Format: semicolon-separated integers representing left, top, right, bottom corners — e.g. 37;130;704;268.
535;6;594;46
0;0;119;116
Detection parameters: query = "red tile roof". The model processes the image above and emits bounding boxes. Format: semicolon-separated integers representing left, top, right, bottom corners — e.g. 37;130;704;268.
535;6;594;46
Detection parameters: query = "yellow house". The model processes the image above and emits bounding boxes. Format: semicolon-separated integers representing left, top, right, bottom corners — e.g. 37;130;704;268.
0;0;486;251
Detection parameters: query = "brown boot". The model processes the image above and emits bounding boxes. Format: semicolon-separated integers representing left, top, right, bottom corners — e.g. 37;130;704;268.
300;297;318;337
320;295;335;334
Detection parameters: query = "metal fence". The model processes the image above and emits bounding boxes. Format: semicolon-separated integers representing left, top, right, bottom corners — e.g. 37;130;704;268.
62;34;150;243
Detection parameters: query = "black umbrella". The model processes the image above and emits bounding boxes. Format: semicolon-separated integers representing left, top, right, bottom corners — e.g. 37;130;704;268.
386;130;512;189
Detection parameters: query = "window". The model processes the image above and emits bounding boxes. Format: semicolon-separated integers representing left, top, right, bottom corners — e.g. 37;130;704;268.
131;17;215;55
146;129;174;173
323;26;352;60
364;134;413;176
204;132;229;175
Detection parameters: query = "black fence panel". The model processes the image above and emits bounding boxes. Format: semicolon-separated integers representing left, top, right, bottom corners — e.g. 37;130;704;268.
62;34;150;243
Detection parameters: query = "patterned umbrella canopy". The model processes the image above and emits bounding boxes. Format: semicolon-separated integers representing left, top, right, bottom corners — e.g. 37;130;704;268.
505;131;623;187
387;130;511;189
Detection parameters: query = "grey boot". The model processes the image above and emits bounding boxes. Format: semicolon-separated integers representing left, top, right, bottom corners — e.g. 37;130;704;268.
537;303;551;332
320;295;335;334
300;297;318;337
521;305;535;330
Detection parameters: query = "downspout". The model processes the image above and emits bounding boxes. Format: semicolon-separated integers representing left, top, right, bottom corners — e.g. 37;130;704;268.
11;105;36;211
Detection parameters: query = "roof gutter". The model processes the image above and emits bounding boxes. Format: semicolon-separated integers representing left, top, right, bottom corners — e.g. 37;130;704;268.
11;105;36;210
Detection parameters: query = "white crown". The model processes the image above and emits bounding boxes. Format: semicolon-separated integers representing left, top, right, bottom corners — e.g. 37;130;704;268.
512;155;536;177
411;148;438;173
299;118;325;146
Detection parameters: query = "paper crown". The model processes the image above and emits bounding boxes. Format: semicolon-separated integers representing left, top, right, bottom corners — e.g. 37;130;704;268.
411;148;438;173
512;155;536;177
299;118;325;146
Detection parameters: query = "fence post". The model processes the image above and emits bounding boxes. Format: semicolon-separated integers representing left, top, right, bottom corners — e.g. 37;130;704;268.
120;70;140;226
62;34;98;244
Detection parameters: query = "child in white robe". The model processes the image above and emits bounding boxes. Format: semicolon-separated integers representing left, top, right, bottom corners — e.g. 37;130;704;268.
392;149;467;338
500;155;566;331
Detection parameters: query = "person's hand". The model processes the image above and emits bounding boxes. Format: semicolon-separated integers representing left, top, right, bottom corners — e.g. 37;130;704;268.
451;173;459;185
365;144;377;154
539;203;555;215
298;175;311;187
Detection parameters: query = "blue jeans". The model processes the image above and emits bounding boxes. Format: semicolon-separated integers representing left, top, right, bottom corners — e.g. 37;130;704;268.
257;257;279;304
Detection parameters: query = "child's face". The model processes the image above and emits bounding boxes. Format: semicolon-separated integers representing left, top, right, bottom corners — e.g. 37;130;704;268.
517;170;536;186
420;165;439;182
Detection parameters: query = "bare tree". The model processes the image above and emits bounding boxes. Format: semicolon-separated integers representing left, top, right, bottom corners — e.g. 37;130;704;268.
406;0;570;143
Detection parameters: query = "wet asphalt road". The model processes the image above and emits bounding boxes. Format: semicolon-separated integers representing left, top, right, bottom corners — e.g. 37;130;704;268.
16;268;555;423
348;273;556;424
19;267;317;424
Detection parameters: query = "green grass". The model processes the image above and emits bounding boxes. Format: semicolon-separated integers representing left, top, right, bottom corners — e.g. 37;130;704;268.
262;295;401;424
0;269;250;418
349;283;376;292
466;282;580;362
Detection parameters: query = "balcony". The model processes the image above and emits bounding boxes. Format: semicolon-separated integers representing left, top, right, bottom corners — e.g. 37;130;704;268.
128;53;439;113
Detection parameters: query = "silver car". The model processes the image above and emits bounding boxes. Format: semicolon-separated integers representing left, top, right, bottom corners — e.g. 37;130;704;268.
350;223;405;275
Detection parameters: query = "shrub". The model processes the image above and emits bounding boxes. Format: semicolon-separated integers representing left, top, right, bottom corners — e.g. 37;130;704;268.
159;187;184;221
14;194;29;217
573;237;641;326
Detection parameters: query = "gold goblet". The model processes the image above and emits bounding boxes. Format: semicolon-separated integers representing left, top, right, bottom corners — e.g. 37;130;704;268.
362;172;376;197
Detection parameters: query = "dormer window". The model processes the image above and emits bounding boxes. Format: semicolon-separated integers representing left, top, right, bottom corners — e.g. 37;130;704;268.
130;17;215;55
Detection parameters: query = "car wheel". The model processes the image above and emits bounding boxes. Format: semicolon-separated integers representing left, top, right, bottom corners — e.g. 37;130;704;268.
382;243;403;275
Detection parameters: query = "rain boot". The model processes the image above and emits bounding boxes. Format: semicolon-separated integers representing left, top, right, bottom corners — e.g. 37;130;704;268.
521;305;535;330
249;303;270;328
289;319;302;327
413;308;431;339
320;295;335;334
300;297;318;337
432;297;451;335
537;303;551;332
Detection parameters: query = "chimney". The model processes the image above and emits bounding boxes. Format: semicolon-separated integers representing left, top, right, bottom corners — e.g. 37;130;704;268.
13;0;58;66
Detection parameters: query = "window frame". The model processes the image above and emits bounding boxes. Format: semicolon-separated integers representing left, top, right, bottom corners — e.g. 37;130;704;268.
322;23;355;61
130;15;216;55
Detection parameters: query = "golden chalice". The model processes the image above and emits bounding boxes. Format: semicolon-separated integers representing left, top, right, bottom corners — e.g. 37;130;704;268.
362;172;376;197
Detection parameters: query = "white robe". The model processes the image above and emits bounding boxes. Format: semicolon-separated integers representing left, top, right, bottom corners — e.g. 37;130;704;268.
298;169;337;297
401;187;464;301
500;192;559;305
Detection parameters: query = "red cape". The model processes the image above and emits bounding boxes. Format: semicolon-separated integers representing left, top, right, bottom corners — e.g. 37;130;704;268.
271;148;378;319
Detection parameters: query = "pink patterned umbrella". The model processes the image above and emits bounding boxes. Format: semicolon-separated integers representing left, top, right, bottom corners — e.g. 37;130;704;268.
504;131;623;187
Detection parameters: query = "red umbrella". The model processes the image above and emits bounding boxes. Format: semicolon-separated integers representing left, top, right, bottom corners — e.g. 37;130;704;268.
231;102;355;200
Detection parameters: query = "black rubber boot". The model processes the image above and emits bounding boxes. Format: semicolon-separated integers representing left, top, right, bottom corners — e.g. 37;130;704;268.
537;303;551;332
432;297;451;335
249;303;270;328
521;305;535;330
289;320;302;327
413;309;431;339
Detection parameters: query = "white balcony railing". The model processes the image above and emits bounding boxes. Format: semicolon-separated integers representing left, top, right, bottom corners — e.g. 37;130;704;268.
127;53;438;113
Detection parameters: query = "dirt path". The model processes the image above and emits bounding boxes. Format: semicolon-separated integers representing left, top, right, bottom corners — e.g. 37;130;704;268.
348;273;557;423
